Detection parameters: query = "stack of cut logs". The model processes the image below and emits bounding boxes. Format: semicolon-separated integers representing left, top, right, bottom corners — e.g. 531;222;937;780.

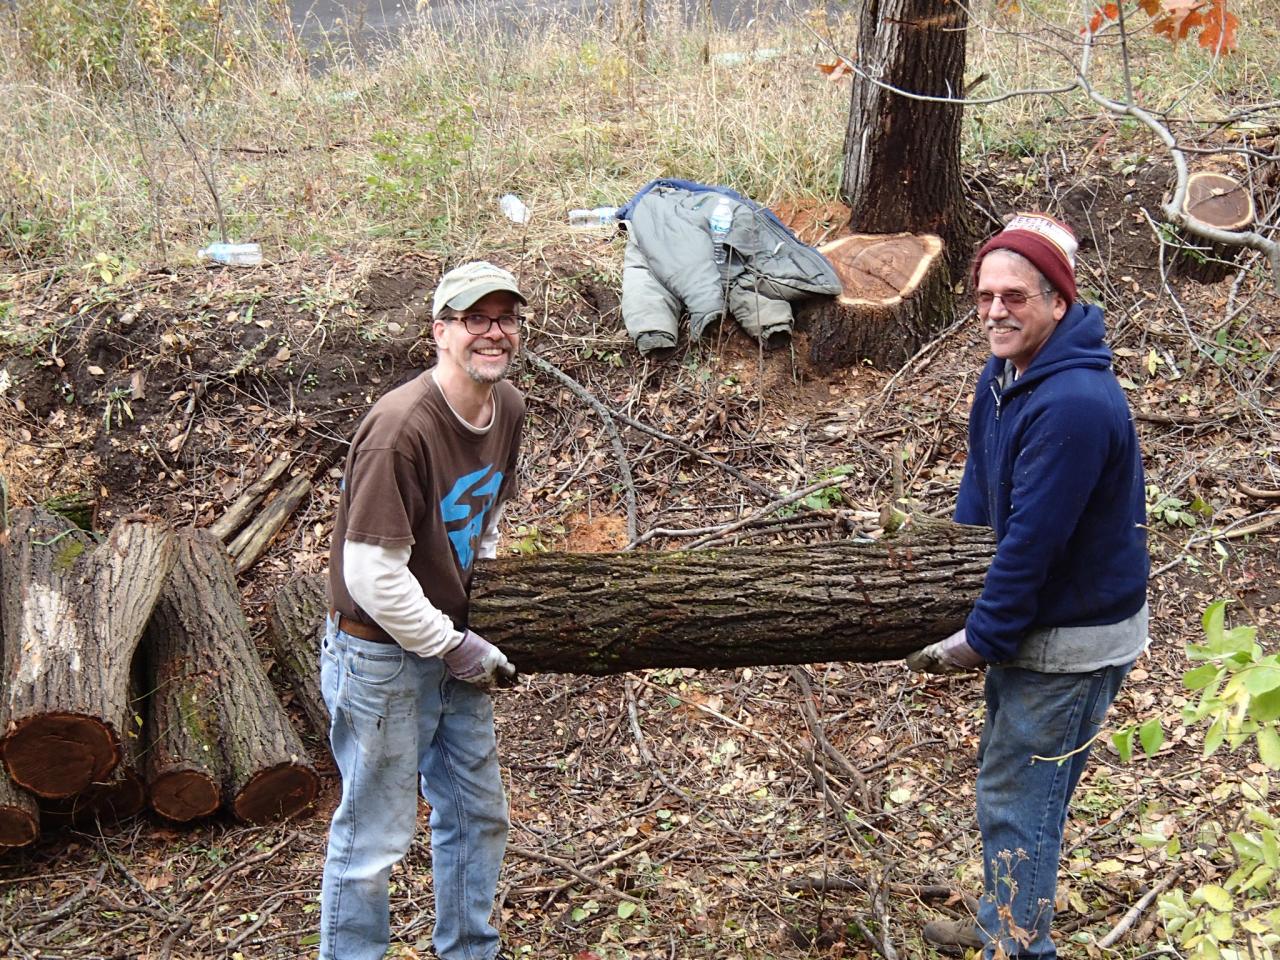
0;508;319;849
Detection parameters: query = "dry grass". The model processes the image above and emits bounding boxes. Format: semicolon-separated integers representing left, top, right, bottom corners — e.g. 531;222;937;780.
1;0;1274;275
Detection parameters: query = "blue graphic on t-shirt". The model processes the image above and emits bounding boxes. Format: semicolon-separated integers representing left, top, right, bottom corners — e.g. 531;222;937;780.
440;465;504;570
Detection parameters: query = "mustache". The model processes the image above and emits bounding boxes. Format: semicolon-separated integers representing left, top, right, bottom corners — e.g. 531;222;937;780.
985;320;1023;330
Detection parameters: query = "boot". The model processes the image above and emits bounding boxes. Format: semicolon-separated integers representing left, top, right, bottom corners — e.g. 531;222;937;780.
922;918;984;957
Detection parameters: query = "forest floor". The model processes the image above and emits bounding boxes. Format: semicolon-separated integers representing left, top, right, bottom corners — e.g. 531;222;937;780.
2;115;1279;959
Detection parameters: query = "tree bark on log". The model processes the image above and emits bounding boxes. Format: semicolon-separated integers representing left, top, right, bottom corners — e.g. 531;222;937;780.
840;0;974;272
0;508;175;798
1170;171;1256;283
800;233;951;371
146;530;319;824
268;575;330;739
143;531;231;822
298;521;995;681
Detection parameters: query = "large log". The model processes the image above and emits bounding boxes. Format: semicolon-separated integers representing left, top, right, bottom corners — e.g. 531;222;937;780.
800;233;953;371
143;532;229;822
146;530;319;824
285;521;994;679
268;576;330;739
0;508;175;798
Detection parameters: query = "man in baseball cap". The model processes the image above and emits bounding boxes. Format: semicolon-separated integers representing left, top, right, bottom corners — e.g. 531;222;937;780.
432;260;528;319
906;214;1148;958
320;260;527;960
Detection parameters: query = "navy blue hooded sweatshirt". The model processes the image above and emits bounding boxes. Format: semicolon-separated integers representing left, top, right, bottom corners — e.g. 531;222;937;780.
955;301;1148;662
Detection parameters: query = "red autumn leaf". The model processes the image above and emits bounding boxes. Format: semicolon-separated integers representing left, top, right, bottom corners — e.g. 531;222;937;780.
1152;0;1205;44
1197;0;1239;52
1083;2;1120;35
1137;0;1162;13
817;57;854;82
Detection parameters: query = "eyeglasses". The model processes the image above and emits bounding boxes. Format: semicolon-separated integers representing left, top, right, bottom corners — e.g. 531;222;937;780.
975;290;1050;310
449;313;521;336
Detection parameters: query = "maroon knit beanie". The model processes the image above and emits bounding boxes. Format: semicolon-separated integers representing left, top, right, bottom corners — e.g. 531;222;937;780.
972;213;1078;306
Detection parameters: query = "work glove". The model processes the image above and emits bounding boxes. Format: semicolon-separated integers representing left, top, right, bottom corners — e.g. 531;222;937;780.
443;629;516;689
906;627;985;675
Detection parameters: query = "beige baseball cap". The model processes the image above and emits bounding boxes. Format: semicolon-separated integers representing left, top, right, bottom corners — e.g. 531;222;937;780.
431;261;527;319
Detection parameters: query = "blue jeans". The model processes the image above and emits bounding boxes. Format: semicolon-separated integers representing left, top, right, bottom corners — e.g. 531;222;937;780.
319;621;508;960
975;662;1132;959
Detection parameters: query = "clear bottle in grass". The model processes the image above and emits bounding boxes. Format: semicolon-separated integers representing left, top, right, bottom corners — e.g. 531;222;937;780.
568;206;619;229
198;242;263;267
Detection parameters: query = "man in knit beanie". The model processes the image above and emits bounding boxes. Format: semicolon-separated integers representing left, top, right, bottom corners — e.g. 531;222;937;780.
905;214;1149;958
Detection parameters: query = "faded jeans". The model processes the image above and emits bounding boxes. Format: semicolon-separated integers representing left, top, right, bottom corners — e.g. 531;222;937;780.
319;620;508;960
975;662;1133;959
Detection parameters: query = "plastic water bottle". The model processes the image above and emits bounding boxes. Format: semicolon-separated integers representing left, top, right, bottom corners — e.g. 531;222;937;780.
499;193;529;224
709;196;733;265
568;206;619;229
198;242;262;267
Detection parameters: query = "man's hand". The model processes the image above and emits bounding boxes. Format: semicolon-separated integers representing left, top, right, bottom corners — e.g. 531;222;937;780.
905;628;985;675
443;630;516;688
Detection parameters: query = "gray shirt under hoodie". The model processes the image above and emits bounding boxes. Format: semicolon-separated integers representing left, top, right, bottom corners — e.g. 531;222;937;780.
995;362;1149;673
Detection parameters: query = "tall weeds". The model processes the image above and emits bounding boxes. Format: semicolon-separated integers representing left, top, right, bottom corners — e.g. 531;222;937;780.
0;0;1272;269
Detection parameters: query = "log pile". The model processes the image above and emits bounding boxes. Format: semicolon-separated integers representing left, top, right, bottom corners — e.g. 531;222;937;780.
799;232;952;371
0;511;319;849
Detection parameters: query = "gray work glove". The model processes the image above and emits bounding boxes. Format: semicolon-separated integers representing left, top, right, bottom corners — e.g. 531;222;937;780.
443;629;515;688
906;627;986;675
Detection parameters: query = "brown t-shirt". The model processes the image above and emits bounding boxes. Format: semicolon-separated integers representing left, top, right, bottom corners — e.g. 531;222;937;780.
328;372;524;629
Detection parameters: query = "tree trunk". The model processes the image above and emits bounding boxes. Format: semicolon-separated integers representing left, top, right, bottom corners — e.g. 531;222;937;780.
0;508;175;798
302;521;994;679
840;0;973;270
146;530;319;824
800;232;950;370
268;575;330;740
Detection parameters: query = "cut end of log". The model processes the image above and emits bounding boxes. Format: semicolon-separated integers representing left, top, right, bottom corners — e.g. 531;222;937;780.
819;233;944;308
0;806;40;848
231;762;319;824
2;714;120;799
149;768;222;823
1182;171;1255;231
40;767;146;828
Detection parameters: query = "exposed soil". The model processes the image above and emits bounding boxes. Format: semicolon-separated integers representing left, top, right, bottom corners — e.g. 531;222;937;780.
0;140;1278;959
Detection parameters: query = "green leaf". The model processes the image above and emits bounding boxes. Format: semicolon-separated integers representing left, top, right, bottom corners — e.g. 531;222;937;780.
1194;884;1233;912
1139;718;1165;757
1202;600;1227;645
1243;661;1280;696
617;900;638;920
1204;714;1228;757
1250;689;1280;723
1112;726;1135;763
301;934;321;947
1184;663;1221;690
1256;727;1280;770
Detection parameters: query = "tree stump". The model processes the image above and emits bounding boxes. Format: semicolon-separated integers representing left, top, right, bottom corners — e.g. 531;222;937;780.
799;233;952;371
268;576;330;740
144;530;319;824
1170;171;1256;283
0;508;175;798
40;741;147;829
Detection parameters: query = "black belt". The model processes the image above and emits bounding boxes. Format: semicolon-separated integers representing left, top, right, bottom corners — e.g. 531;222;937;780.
331;610;396;645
